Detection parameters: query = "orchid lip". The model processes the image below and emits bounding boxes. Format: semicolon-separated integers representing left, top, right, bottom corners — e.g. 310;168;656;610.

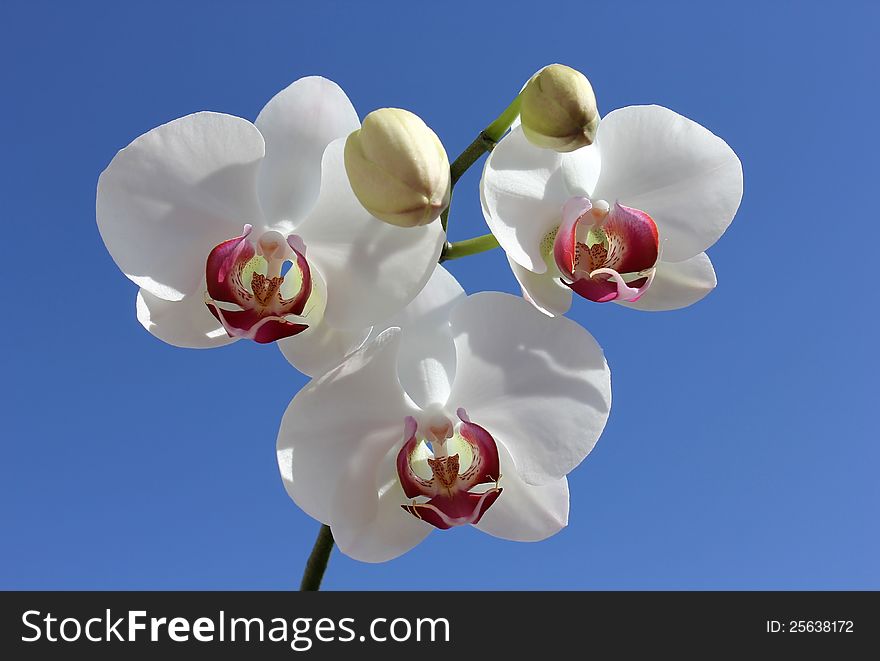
204;225;315;344
551;196;660;303
396;409;502;530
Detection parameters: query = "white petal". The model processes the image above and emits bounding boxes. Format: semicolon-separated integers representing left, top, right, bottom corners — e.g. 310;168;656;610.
447;292;611;485
475;441;569;542
278;266;464;382
277;263;369;376
330;415;433;563
255;77;360;230
617;252;717;311
508;255;572;317
276;329;413;525
592;105;743;262
97;112;266;301
331;470;432;563
276;322;371;378
380;264;465;334
383;265;465;409
296;138;445;331
136;288;234;349
480;127;567;273
560;142;601;197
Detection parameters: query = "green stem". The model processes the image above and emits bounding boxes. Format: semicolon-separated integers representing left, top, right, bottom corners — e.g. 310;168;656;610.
448;94;521;187
449;134;494;188
440;194;451;232
441;93;521;234
484;94;522;143
440;233;500;262
299;524;334;591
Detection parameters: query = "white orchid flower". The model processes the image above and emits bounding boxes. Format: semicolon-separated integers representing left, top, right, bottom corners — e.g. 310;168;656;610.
481;105;743;315
97;77;444;373
277;266;611;562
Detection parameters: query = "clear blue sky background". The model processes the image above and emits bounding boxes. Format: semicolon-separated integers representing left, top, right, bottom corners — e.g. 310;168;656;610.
2;1;877;590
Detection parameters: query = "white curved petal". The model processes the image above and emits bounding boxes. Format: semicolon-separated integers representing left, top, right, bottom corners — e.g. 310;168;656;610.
382;265;465;409
617;252;717;311
592;105;743;262
296;138;445;331
276;322;371;378
276;329;414;524
136;288;234;348
331;471;432;563
380;264;465;334
274;260;372;376
475;441;569;542
560;142;601;197
447;292;611;486
508;256;572;317
97;112;266;301
326;351;438;563
255;77;360;230
480;127;568;273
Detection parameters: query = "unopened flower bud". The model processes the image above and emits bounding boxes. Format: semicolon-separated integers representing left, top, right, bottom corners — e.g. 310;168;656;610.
344;108;451;227
520;64;599;152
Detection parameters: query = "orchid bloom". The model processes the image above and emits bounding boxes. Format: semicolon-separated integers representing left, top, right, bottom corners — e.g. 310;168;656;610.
277;267;611;562
481;105;743;315
97;77;444;373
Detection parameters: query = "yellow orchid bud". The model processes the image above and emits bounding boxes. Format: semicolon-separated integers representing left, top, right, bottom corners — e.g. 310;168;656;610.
344;108;451;227
520;64;599;152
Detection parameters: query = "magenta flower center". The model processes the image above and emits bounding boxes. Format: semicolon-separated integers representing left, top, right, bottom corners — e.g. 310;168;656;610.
396;408;502;530
204;225;314;344
552;196;660;303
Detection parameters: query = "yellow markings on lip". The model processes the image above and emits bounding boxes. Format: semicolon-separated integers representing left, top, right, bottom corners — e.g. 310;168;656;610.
239;254;267;292
540;226;559;258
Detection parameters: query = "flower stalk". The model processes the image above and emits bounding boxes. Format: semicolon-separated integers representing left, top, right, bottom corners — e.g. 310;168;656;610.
439;233;500;262
440;94;522;233
299;524;335;591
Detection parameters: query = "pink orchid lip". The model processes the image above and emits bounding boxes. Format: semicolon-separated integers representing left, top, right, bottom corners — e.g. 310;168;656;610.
204;225;313;344
553;196;659;303
396;409;502;530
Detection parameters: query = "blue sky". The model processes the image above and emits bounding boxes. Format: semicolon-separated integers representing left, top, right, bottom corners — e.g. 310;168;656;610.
2;0;877;589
